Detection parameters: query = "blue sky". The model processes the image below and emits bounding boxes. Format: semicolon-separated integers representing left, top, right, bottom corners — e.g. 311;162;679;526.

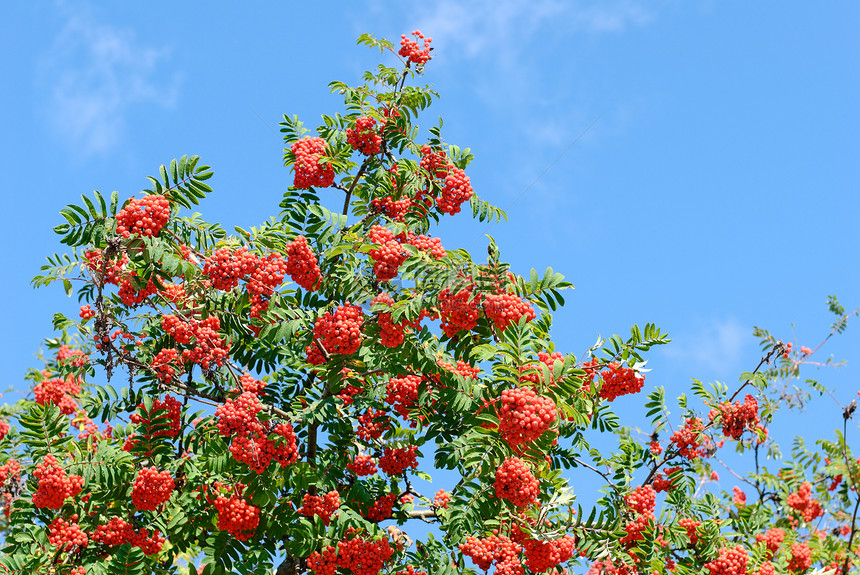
1;0;859;535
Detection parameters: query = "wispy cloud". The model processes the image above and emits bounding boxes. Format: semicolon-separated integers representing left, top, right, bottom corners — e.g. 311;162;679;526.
662;317;753;379
39;8;179;155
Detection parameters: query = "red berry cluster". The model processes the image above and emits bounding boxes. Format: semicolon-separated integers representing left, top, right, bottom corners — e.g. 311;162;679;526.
709;394;760;439
483;292;536;332
129;395;182;440
703;546;749;575
151;347;181;383
371;195;413;221
400;230;446;259
787;543;812;572
79;304;96;320
786;481;824;522
437;166;473;215
56;345;88;367
83;248;128;285
399;31;432;65
459;534;522;572
161;314;228;370
433;489;450;509
385;375;422;420
32;454;84;509
117;272;158;306
291;137;335;189
247;252;288;298
356;409;389;441
214;391;299;473
48;515;88;551
625;485;656;517
214;492;260;541
347;453;378;476
298;490;341;525
373;292;417;348
498;386;558;446
203;247;259;291
337;536;395;575
649;440;663;455
115;194;170;238
368;225;409;282
599;363;645;401
91;517;165;555
755;528;785;558
306;304;364;364
679;517;701;545
34;375;81;415
494;456;539;507
347;116;382;156
523;535;576;573
131;467;174;511
379;445;419;476
366;492;398;522
732;486;746;506
437;285;481;337
519;351;565;386
285;235;321;291
438;359;480;380
671;417;706;459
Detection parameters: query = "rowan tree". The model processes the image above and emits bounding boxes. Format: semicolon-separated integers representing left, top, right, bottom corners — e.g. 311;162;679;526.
1;31;858;575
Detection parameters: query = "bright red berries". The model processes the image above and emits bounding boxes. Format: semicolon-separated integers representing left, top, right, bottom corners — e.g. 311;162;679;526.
732;486;746;506
625;485;656;517
523;534;576;573
709;394;760;440
786;481;824;522
498;387;557;446
437;166;473;215
437;285;481;337
433;489;450;509
131;467;174;511
703;546;749;575
306;304;364;363
115;194;170;238
214;492;260;541
459;534;522;572
598;363;645;401
32;454;84;509
291;137;334;189
299;490;341;525
483;292;536;331
34;375;81;415
347;116;382;156
679;517;701;545
368;225;408;282
671;417;706;459
787;542;812;572
399;30;432;65
494;456;539;507
379;445;419;476
203;247;258;291
385;375;422;420
347;453;378;476
755;528;785;558
365;492;397;522
48;515;88;550
285;235;321;291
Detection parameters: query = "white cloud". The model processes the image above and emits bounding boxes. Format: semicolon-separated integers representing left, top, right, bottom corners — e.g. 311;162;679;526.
662;317;752;378
39;8;179;155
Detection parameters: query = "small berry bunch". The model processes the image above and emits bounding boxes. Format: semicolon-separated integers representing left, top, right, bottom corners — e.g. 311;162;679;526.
385;375;422;420
678;517;701;545
131;467;175;511
433;489;450;509
347;453;377;476
368;225;409;282
285;235;321;291
522;534;576;573
379;445;419;476
459;534;522;572
732;486;746;506
493;456;539;507
519;351;565;385
365;492;398;522
787;542;812;572
306;304;364;364
372;292;419;348
670;417;706;459
498;386;557;446
214;491;260;541
437;285;482;337
437;166;473;215
32;454;84;509
150;347;182;383
709;394;760;440
702;546;749;575
754;528;786;558
48;515;88;551
298;490;341;525
399;30;432;65
598;363;645;401
203;247;259;291
117;272;158;306
83;248;129;285
483;291;536;332
291;137;335;189
400;230;446;259
115;194;170;238
129;395;182;440
346;116;382;156
91;516;166;555
33;375;81;415
438;359;480;380
786;481;824;522
356;409;389;441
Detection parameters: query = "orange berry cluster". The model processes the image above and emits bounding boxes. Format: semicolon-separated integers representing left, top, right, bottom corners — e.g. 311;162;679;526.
678;517;701;545
129;395;182;440
298;490;341;525
34;375;81;415
347;453;377;476
379;445;419;476
150;347;181;383
372;195;413;221
131;467;174;511
519;351;564;386
703;545;748;575
373;293;412;348
399;30;432;65
365;492;397;522
115;194;170;238
522;534;576;573
203;247;259;291
671;417;706;459
32;454;84;509
498;386;557;446
285;235;321;291
48;515;88;551
291;137;334;189
438;358;480;380
732;486;746;506
83;248;128;285
787;542;812;572
709;394;760;440
160;314;228;370
483;291;536;332
214;492;260;541
786;481;824;522
755;528;785;558
368;225;409;282
437;285;481;337
91;516;165;555
346;116;382;156
306;304;364;364
401;230;446;259
356;409;389;441
459;534;522;572
599;363;645;402
433;489;450;509
625;485;656;517
385;375;422;420
117;272;157;306
437;166;473;215
308;535;395;575
493;456;539;507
